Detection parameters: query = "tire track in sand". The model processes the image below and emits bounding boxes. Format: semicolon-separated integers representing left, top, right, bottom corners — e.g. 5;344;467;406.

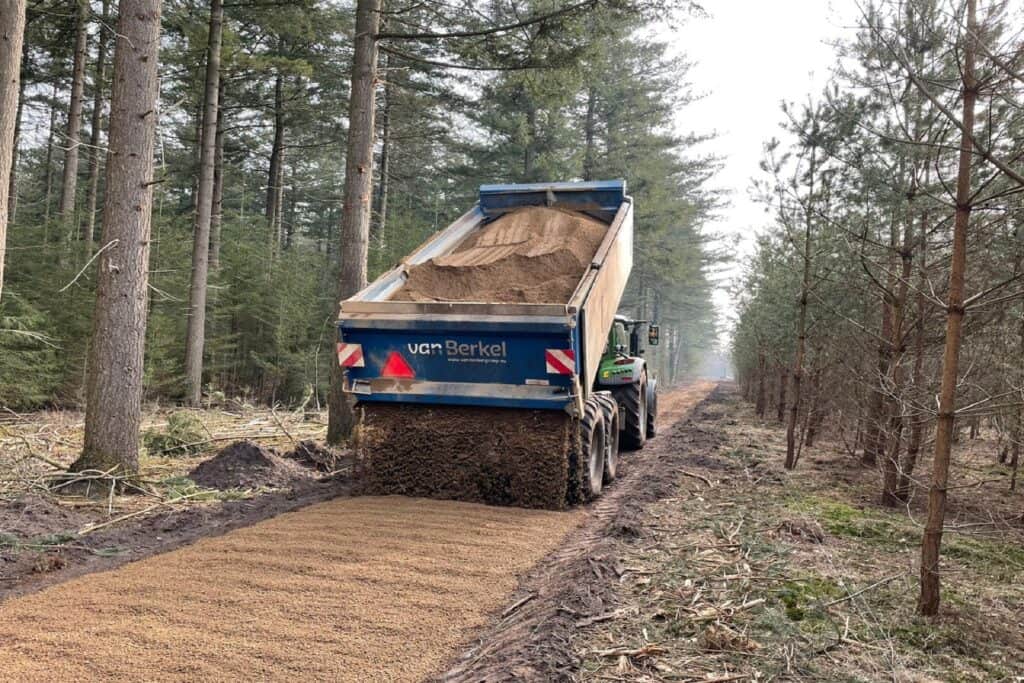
0;496;582;681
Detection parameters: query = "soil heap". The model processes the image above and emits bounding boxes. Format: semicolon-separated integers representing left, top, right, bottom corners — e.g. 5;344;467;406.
188;440;312;490
394;206;607;304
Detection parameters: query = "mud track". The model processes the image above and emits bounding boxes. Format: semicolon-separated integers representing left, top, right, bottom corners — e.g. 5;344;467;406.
437;381;724;680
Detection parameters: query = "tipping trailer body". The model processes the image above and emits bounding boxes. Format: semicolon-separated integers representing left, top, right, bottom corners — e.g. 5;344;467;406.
337;180;633;416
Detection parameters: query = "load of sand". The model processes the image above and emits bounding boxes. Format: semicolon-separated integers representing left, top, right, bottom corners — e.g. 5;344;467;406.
393;206;608;304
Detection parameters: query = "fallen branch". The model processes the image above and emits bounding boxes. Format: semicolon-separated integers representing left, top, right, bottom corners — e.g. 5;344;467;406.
823;573;904;608
680;470;713;487
76;490;210;536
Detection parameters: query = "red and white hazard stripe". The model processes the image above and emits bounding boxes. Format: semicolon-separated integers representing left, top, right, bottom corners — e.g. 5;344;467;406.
337;343;365;368
545;348;575;375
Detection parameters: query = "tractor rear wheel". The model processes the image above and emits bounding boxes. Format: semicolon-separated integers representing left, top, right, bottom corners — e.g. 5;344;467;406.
646;379;658;438
595;393;620;483
617;371;648;451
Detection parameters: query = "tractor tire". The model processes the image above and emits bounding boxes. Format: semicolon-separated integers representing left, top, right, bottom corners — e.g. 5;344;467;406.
567;398;606;504
594;393;620;484
646;378;658;439
617;371;648;451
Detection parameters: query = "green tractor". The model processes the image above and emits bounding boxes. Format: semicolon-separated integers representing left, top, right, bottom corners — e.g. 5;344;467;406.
595;314;660;456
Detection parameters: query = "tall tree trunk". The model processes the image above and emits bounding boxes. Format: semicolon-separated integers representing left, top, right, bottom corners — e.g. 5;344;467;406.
786;145;816;470
919;0;976;616
883;197;916;505
755;349;767;418
327;0;381;445
373;53;391;248
899;213;928;500
71;0;161;476
266;71;284;231
84;0;111;243
863;285;894;466
7;41;25;228
44;82;58;226
0;0;26;303
776;365;788;424
183;0;224;406
59;0;89;224
583;86;596;181
210;75;226;270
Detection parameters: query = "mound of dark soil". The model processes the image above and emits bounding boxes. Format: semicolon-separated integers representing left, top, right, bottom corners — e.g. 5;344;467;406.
188;441;313;490
283;440;344;473
0;494;90;540
356;404;573;509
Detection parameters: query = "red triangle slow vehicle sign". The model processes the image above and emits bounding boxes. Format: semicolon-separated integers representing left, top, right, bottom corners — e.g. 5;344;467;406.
380;351;416;379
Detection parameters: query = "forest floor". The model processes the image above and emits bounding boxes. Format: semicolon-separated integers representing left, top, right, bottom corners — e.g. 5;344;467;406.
553;385;1022;681
1;384;1021;681
0;402;347;598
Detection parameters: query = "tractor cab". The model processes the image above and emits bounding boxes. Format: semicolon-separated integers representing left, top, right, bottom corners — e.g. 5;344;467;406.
595;315;660;449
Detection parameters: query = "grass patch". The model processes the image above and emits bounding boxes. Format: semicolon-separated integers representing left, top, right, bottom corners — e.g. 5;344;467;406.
943;535;1024;579
786;495;918;549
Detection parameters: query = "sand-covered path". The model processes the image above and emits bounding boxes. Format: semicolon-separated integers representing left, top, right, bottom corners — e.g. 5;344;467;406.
0;496;581;681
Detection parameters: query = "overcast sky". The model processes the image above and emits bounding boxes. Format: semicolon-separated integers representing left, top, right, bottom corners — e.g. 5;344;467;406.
666;1;858;341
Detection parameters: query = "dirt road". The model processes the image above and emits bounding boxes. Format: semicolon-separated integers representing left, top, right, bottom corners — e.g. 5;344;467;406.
0;382;716;681
0;497;581;680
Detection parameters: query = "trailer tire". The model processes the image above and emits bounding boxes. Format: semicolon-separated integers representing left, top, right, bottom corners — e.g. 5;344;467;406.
568;398;605;504
617;371;648;451
594;393;619;483
646;378;658;439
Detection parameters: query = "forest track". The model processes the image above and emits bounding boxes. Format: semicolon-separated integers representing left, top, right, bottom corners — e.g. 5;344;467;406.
0;382;716;681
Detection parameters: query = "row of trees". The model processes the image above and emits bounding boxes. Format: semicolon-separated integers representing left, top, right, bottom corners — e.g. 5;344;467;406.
0;3;719;473
731;0;1023;615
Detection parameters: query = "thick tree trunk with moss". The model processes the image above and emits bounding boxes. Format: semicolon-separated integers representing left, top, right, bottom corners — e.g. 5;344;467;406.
327;0;381;444
0;0;26;303
72;0;162;476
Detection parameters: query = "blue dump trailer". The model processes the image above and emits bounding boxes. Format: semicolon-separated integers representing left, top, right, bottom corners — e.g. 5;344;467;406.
337;180;656;509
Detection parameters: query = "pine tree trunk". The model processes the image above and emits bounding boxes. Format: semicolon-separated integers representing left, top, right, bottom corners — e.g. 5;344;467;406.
84;0;111;243
266;71;284;231
44;82;58;226
327;0;381;445
7;42;25;228
583;86;596;181
777;366;788;424
59;0;89;224
373;53;391;248
883;199;916;505
184;0;224;406
919;0;977;616
755;350;767;418
209;75;225;270
786;147;816;469
900;212;929;499
0;0;26;303
72;0;161;477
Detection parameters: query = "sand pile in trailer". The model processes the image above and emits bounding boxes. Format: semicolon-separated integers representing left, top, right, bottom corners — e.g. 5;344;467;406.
393;206;608;304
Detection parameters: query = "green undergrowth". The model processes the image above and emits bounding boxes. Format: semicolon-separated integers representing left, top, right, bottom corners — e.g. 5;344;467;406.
142;412;207;457
158;475;255;502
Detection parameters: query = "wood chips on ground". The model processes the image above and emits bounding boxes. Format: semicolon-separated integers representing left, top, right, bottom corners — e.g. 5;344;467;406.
0;496;582;681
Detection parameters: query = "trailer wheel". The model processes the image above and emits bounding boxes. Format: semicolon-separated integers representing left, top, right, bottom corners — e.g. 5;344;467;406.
617;371;648;451
646;378;658;439
569;398;605;503
595;393;619;483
